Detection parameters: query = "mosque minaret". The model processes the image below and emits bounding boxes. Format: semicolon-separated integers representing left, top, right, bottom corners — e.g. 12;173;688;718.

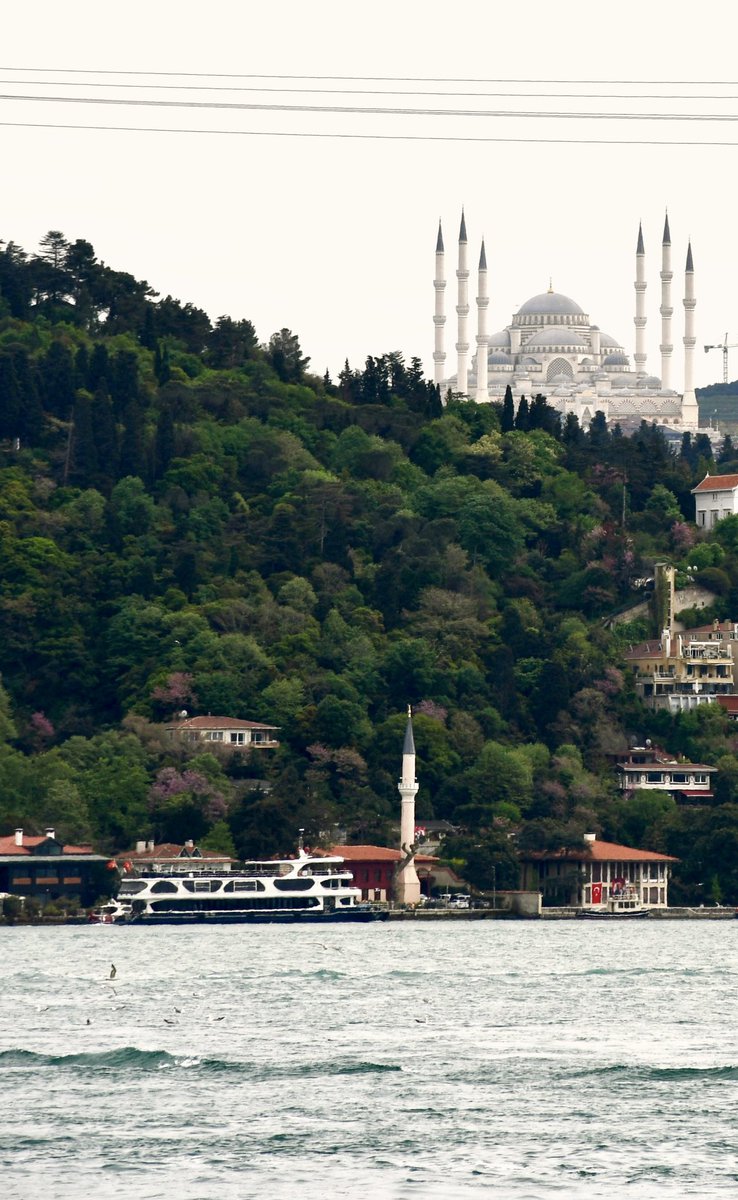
434;209;700;432
474;239;489;401
682;241;698;427
660;213;674;392
433;220;446;388
634;222;647;377
455;210;470;397
395;707;421;906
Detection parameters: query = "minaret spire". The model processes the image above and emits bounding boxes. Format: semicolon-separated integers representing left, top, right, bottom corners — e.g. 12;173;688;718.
455;208;470;396
660;211;673;389
395;708;421;905
634;221;647;377
682;240;698;429
474;238;489;400
433;219;447;391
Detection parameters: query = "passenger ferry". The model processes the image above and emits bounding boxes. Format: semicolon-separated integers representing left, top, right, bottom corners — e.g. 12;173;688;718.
116;846;388;924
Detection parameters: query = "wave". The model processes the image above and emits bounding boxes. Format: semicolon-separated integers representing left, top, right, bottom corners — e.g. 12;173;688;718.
0;1047;240;1072
569;1063;738;1082
0;1047;402;1078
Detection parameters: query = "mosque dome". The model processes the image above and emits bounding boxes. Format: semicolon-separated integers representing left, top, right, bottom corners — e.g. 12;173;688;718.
517;291;585;317
525;327;589;348
643;375;662;388
488;351;512;365
603;352;630;367
599;332;622;348
611;374;633;387
488;329;511;348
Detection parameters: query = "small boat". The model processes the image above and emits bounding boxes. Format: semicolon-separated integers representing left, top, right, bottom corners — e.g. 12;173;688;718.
577;889;651;919
115;846;389;925
88;899;131;924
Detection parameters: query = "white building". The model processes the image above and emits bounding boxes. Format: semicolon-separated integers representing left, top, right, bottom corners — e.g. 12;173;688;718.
434;212;699;431
691;473;738;529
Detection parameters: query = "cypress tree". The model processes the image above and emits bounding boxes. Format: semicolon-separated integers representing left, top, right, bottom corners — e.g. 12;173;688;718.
501;385;515;432
515;394;530;431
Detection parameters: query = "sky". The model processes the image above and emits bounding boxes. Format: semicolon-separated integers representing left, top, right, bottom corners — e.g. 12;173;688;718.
3;0;738;392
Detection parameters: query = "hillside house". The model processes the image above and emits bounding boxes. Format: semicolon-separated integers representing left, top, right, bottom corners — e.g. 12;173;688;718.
117;839;234;874
164;715;280;750
614;745;716;803
692;474;738;529
625;622;734;711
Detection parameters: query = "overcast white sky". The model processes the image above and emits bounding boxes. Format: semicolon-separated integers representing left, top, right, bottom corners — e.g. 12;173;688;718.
3;0;738;391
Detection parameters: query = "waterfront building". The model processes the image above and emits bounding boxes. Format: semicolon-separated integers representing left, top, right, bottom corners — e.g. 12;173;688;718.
0;828;109;904
519;832;677;910
324;844;441;902
434;212;699;431
117;839;234;874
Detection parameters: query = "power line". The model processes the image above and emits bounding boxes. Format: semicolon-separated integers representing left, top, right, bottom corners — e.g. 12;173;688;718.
1;119;737;146
2;92;738;120
2;78;738;101
1;67;737;84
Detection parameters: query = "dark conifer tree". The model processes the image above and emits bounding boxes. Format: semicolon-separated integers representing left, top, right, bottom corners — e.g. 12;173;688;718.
140;304;157;350
561;412;582;445
0;354;22;439
110;350;140;418
88;344;109;393
501;385;515;432
75;345;89;391
11;349;43;444
69;392;98;486
153;402;175;482
719;434;735;463
92;388;118;493
515;394;530;431
40;341;76;420
119;400;145;478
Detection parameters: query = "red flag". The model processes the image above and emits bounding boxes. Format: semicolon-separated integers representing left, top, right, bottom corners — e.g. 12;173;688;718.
592;882;602;904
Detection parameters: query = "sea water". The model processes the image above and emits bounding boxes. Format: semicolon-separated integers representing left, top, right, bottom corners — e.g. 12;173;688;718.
1;920;737;1199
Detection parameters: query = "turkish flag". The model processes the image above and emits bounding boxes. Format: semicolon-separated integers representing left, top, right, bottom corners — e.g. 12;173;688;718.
592;883;602;904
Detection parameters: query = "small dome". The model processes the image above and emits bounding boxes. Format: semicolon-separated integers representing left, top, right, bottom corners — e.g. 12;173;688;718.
599;332;622;349
522;356;539;366
603;353;630;367
517;291;585;317
488;329;511;348
643;375;662;388
488;351;512;365
525;327;589;349
611;374;633;387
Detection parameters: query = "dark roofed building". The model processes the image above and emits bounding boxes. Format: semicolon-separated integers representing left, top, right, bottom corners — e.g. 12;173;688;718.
0;828;110;904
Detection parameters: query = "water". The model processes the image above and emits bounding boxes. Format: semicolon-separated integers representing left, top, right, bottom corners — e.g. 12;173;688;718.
1;920;738;1199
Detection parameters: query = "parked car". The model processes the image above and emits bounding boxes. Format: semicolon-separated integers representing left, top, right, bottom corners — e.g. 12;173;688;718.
448;893;470;909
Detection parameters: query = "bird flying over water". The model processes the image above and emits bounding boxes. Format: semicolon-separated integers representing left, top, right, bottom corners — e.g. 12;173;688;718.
109;964;117;980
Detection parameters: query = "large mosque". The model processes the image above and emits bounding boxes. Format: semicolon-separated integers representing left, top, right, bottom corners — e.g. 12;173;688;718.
433;212;699;431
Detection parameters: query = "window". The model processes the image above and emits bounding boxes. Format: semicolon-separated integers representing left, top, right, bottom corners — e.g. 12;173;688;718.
230;732;245;744
223;879;265;892
151;880;178;893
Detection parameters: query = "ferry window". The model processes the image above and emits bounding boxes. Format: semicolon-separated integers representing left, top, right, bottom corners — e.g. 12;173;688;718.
118;880;147;894
223;879;265;892
151;880;178;893
273;878;314;891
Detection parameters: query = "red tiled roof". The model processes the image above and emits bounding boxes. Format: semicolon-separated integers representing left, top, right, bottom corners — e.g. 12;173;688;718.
692;474;738;493
522;838;678;864
325;844;438;864
120;842;231;861
165;716;278;731
0;835;96;856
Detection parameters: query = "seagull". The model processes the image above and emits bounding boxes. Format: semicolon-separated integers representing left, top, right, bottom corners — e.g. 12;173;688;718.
163;1018;177;1025
307;941;343;952
414;1017;428;1024
173;1008;182;1014
109;964;117;980
208;1015;226;1023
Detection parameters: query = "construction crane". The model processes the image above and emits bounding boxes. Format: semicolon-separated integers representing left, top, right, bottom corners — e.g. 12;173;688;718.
704;333;738;384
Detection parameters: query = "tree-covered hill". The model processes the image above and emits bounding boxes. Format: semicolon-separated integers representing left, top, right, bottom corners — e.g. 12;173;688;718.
3;231;738;903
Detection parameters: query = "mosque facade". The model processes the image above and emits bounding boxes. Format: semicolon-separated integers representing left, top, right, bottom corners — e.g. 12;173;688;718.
433;212;699;431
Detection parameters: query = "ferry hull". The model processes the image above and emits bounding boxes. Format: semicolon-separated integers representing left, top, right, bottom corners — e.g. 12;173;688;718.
127;909;389;925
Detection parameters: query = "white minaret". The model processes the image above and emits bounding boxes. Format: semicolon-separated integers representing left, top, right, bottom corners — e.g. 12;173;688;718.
455;210;469;395
682;241;699;429
634;222;647;377
433;219;446;389
660;213;673;390
395;707;421;905
474;239;489;400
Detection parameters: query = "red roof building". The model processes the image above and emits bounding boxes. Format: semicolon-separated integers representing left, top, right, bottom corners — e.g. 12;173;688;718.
117;839;234;874
692;474;738;530
320;845;444;902
614;745;716;803
0;828;110;904
164;715;280;750
520;833;678;910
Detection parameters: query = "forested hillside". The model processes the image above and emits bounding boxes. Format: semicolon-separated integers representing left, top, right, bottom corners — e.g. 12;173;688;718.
4;231;738;902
